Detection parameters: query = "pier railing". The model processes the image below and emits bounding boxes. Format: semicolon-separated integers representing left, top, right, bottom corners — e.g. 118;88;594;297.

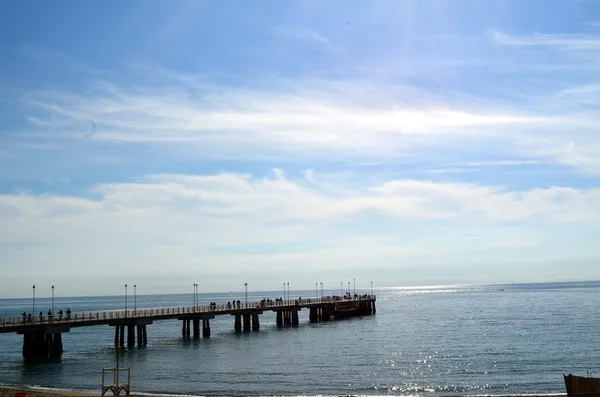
0;294;376;329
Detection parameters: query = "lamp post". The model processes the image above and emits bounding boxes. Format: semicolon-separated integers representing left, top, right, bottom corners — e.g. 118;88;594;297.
353;278;356;296
316;282;318;299
371;281;373;295
125;284;128;312
32;285;36;314
320;282;323;298
340;282;343;296
134;284;137;311
244;283;248;308
283;282;285;302
348;281;350;295
287;282;289;302
51;285;55;314
193;283;197;310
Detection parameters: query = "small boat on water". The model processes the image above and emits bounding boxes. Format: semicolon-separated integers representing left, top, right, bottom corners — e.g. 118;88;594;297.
564;374;600;397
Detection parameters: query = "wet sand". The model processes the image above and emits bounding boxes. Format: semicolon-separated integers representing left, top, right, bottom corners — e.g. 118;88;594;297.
0;389;98;397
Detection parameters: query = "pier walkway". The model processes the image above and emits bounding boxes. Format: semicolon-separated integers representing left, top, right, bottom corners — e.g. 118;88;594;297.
0;295;376;360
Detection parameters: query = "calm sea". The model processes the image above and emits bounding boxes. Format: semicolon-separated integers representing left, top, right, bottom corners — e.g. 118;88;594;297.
1;281;599;397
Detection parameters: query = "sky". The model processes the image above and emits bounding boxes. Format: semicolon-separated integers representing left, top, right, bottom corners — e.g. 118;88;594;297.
1;0;599;298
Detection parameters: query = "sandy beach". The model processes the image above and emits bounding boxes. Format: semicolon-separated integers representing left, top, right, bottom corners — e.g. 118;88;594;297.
0;387;568;397
0;388;100;397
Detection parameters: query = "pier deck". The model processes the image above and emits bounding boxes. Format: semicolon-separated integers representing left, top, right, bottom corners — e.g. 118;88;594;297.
0;295;376;359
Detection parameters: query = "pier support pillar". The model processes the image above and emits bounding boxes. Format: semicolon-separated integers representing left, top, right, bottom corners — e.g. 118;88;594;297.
49;333;63;357
276;311;283;327
252;314;260;331
137;325;143;346
203;319;211;337
193;319;200;339
243;313;251;332
143;325;148;345
292;310;299;326
234;314;242;332
119;325;125;348
127;325;135;347
22;331;51;359
372;302;376;314
182;320;189;339
114;326;120;348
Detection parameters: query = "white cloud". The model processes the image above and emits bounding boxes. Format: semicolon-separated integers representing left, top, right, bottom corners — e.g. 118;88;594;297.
492;30;600;50
1;170;599;296
16;74;557;167
273;26;334;51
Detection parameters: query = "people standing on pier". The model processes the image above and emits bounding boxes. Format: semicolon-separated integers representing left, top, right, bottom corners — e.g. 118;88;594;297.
48;309;52;322
66;308;71;320
58;309;63;321
39;312;43;322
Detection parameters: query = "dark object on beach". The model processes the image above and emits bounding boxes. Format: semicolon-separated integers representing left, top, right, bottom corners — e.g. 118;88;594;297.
564;373;600;397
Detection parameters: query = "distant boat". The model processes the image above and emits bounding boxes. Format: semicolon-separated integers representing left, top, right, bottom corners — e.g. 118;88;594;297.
564;373;600;397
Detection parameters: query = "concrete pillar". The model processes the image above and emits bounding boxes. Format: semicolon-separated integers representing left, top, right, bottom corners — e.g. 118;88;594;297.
203;319;211;337
193;319;200;339
276;311;283;327
137;325;143;346
23;332;34;359
186;319;191;338
114;326;120;349
119;325;125;348
234;314;242;332
372;301;376;314
252;314;260;331
243;313;251;332
49;333;63;357
142;325;148;345
292;310;299;326
127;325;135;347
181;320;187;338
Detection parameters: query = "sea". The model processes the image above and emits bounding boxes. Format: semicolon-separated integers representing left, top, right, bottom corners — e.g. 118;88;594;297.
1;281;599;397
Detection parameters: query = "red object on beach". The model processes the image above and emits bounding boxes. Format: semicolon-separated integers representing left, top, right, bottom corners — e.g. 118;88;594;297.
14;393;26;397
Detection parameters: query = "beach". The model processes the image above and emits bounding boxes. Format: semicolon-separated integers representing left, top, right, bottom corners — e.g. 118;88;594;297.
0;388;98;397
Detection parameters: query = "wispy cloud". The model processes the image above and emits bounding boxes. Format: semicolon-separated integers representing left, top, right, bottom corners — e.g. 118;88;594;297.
17;72;553;166
491;30;600;50
273;26;335;51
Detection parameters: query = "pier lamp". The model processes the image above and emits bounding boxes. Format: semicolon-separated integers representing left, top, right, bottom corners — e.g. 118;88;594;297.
371;281;373;295
32;285;36;314
315;282;318;299
283;283;285;302
348;282;350;295
125;284;128;312
340;282;342;296
353;279;355;296
51;285;55;313
320;282;323;298
244;283;248;308
287;282;289;301
134;285;136;311
193;283;197;310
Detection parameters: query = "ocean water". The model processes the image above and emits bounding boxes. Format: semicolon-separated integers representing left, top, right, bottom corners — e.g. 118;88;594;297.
1;281;599;396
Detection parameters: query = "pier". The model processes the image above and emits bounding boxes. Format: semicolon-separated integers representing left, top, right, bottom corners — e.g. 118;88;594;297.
0;295;376;359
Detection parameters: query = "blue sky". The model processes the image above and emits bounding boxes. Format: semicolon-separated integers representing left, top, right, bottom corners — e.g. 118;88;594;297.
1;0;600;298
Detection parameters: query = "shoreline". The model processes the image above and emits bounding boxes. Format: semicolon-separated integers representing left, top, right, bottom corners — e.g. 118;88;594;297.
0;385;568;397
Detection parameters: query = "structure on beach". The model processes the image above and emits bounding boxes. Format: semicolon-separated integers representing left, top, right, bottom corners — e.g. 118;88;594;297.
0;295;376;360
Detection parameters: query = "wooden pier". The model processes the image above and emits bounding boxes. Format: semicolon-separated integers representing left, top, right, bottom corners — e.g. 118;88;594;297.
0;295;376;360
